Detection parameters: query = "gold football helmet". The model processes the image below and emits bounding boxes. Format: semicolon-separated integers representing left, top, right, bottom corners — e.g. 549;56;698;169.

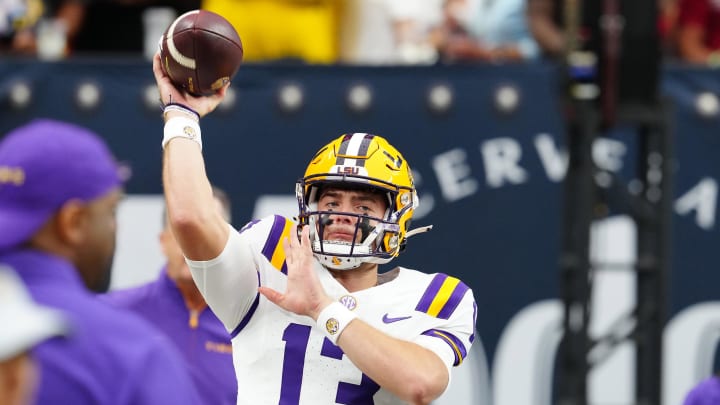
296;133;428;270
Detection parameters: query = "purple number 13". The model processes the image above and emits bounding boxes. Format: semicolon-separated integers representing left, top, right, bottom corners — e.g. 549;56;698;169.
280;323;380;404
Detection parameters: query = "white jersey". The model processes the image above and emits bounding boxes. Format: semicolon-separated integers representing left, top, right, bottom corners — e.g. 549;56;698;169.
187;215;477;405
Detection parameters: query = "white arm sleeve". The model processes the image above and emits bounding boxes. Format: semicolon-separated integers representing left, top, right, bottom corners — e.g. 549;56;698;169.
186;223;261;332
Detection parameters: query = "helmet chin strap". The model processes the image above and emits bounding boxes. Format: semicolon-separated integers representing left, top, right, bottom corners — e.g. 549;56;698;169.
406;224;433;238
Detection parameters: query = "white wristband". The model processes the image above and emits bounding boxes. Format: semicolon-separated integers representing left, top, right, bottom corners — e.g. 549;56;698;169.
162;116;202;150
316;302;357;344
163;104;200;121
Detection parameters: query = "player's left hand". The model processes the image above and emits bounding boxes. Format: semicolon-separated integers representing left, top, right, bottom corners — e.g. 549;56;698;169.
258;225;333;320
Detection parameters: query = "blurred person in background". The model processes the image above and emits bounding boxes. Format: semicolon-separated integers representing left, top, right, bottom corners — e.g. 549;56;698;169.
528;0;679;61
0;0;46;54
339;0;443;65
100;186;236;405
659;0;681;56
65;0;199;56
676;0;720;65
435;0;540;63
683;373;720;405
202;0;342;64
3;0;199;57
0;267;68;405
526;0;564;59
0;119;201;404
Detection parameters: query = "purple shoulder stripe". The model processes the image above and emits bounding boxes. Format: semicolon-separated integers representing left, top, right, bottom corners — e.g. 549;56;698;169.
239;219;261;234
470;301;477;343
231;293;259;338
416;273;448;313
230;272;261;338
261;215;287;264
437;281;469;320
422;329;468;366
416;273;470;320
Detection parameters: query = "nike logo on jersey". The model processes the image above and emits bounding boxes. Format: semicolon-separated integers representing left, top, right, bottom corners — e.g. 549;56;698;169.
382;314;412;323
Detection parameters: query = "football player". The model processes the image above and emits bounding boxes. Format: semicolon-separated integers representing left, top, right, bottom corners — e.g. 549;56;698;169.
153;53;477;405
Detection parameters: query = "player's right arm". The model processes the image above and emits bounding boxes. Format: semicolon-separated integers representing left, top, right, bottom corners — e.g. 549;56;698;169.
153;52;229;261
154;53;271;331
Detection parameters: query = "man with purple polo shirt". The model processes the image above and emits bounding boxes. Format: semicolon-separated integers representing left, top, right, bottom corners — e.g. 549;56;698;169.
684;374;720;405
0;267;69;405
0;119;200;405
100;186;236;405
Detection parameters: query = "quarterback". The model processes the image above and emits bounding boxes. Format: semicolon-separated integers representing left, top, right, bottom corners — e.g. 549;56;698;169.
153;53;477;405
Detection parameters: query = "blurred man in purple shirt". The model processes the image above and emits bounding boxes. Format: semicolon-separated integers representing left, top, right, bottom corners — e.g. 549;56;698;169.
101;186;237;405
684;374;720;405
0;267;69;405
0;119;200;405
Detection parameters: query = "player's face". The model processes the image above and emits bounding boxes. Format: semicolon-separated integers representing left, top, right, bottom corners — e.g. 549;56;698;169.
316;188;387;243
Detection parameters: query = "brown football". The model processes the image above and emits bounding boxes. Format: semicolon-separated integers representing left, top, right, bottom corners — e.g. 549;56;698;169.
159;10;243;96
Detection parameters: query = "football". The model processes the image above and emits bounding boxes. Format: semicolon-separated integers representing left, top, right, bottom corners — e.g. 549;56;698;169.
159;10;243;96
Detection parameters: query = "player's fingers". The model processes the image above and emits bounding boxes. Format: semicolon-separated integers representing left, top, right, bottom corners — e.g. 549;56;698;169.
152;53;168;80
282;235;291;251
299;225;311;248
216;82;231;97
152;52;161;71
258;286;283;305
153;54;181;106
289;225;300;249
282;237;294;265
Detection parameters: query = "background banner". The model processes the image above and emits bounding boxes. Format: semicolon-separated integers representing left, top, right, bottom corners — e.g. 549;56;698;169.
1;59;718;405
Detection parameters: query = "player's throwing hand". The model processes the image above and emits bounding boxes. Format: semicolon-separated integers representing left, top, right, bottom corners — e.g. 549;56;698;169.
152;53;228;118
258;225;334;320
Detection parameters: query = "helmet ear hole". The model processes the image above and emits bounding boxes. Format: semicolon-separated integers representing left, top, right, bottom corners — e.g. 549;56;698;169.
399;220;410;253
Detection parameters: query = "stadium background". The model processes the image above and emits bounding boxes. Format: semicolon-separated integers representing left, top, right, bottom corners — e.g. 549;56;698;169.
1;58;719;405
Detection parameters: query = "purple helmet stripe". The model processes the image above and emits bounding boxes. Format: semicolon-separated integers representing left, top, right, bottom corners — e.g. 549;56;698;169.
354;134;374;167
336;134;352;165
336;133;374;167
